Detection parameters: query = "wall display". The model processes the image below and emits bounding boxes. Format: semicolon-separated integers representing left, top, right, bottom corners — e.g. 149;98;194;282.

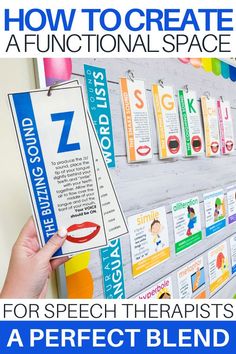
208;242;230;293
217;99;235;154
136;276;173;299
177;257;206;299
227;186;236;225
128;207;170;278
33;58;236;300
230;235;236;275
152;84;182;159
100;239;126;299
204;190;226;237
84;64;116;168
201;96;220;157
120;78;152;163
178;89;204;157
172;197;202;254
9;84;127;257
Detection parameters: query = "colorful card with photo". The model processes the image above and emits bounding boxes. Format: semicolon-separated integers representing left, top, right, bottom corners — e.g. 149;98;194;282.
128;207;170;278
120;78;152;163
217;99;235;155
178;89;204;157
208;242;230;293
177;257;206;299
152;84;182;159
172;197;202;254
204;190;226;237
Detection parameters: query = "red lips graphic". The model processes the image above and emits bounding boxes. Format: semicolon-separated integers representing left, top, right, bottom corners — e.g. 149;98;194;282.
226;140;234;152
136;145;151;156
167;136;180;154
192;136;202;153
211;141;219;154
66;222;101;244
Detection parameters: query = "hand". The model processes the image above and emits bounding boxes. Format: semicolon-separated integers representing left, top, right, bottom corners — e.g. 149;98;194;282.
0;217;68;299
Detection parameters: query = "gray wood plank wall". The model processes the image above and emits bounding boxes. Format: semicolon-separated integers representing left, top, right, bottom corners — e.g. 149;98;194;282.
59;58;236;299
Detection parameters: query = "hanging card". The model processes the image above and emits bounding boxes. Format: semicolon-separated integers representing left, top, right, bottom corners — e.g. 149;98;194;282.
9;82;128;258
204;190;226;237
178;89;204;157
217;99;235;154
9;86;108;257
84;64;116;168
120;78;152;163
201;96;220;157
152;84;182;159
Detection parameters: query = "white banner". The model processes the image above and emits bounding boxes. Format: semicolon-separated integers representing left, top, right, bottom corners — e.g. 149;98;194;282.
0;299;236;321
0;0;235;57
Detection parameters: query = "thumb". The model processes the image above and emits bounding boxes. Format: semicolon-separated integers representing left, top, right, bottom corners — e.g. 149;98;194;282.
38;227;68;260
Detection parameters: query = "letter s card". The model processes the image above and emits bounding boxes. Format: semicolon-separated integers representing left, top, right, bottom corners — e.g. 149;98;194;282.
120;78;152;163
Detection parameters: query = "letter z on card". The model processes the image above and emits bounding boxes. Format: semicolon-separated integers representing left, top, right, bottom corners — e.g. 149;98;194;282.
9;86;108;257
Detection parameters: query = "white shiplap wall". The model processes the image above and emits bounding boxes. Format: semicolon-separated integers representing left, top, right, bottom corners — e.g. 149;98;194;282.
59;58;236;299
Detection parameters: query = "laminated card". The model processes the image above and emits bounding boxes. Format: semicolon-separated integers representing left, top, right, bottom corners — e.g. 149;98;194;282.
172;197;202;254
152;84;182;159
120;78;152;163
201;96;220;157
204;190;226;237
9;84;127;258
177;257;206;299
178;89;204;157
217;99;235;154
128;207;170;277
208;242;230;294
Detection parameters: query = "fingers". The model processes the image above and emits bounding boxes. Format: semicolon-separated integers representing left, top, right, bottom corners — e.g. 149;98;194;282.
15;217;39;251
18;217;37;242
37;227;67;261
51;256;69;271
